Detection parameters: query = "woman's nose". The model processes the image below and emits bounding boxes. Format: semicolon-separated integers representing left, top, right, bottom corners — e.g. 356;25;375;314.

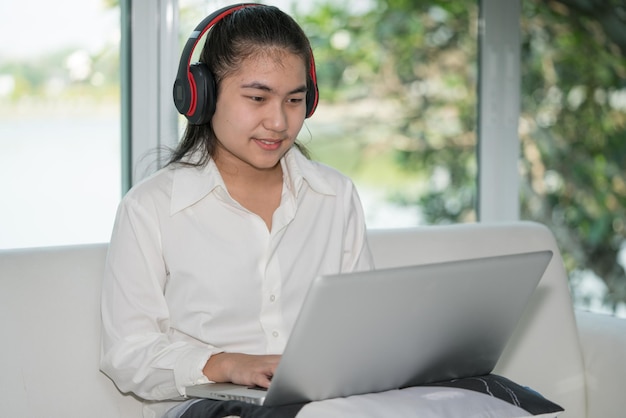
264;102;288;132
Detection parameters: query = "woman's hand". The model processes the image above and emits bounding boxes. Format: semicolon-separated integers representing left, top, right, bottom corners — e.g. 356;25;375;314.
203;353;281;389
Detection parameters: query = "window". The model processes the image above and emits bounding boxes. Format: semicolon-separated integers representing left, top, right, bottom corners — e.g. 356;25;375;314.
3;0;622;316
520;0;626;316
0;0;121;249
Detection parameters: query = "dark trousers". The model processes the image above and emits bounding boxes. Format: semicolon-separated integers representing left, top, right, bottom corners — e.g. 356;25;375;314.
180;399;307;418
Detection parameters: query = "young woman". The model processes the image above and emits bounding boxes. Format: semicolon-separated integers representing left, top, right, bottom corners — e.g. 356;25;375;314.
100;4;373;418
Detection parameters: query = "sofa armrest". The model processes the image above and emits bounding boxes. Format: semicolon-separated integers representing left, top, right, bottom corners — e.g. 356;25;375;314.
575;310;626;418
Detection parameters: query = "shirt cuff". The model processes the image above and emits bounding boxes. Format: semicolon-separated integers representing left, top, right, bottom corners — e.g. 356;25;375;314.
173;346;222;396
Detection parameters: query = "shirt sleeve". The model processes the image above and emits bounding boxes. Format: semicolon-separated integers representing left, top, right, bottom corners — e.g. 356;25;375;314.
341;182;375;273
100;195;219;400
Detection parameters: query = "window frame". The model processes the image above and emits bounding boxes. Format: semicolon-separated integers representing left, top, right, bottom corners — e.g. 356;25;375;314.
477;0;521;221
122;0;180;190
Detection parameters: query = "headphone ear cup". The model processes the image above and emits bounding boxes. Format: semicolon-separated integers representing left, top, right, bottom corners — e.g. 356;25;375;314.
187;63;217;125
305;85;318;118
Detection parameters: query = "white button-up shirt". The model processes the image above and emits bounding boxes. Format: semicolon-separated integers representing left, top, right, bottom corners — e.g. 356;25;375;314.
100;148;374;417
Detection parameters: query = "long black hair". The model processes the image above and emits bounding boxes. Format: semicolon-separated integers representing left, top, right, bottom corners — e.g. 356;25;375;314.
168;5;313;167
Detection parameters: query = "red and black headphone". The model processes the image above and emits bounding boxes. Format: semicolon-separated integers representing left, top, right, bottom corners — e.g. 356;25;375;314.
173;3;319;125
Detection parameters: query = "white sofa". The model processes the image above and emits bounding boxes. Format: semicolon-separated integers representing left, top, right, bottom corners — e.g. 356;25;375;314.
1;221;625;417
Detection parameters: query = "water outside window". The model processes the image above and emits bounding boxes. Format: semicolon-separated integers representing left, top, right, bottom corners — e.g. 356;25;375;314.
0;0;121;249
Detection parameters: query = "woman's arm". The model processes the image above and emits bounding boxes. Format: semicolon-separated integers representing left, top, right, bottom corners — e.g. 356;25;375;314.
341;182;375;273
100;195;218;400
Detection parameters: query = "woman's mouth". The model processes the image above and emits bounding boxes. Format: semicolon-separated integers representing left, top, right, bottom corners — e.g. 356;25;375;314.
254;138;283;151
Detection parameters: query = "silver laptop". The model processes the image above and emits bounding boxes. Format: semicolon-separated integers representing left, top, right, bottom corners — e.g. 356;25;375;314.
185;250;553;406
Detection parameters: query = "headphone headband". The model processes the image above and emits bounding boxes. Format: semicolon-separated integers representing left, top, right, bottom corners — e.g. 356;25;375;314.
173;3;319;125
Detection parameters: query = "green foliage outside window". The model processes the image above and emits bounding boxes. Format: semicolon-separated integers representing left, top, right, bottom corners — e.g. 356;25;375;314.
299;0;478;224
519;0;626;312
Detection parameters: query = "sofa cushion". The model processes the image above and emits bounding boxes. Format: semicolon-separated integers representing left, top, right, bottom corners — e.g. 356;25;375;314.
0;244;142;418
297;374;563;418
576;310;626;417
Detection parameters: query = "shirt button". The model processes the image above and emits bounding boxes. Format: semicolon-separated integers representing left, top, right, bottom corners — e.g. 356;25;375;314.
269;294;276;302
272;331;279;338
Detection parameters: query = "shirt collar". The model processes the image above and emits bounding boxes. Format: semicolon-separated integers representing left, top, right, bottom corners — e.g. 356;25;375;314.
170;147;336;215
281;147;336;198
170;158;224;215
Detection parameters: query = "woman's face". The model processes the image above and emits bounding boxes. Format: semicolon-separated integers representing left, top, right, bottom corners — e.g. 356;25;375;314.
211;50;308;173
